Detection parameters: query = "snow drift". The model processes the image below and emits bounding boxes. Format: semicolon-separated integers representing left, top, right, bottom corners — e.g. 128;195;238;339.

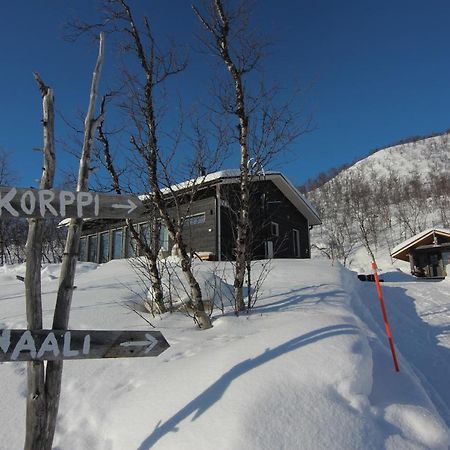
0;258;448;449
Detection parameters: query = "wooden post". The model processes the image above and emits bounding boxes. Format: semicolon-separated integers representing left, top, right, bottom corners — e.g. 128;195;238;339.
371;262;400;372
43;33;105;450
24;74;56;450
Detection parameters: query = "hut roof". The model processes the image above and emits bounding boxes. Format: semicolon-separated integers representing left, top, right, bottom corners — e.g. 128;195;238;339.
391;228;450;261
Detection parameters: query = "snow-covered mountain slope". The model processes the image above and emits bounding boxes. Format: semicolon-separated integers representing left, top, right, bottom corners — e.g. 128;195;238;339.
344;133;450;182
0;258;449;449
307;132;450;271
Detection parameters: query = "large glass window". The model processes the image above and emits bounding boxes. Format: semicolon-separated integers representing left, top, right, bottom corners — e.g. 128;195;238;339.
159;224;169;251
126;228;136;258
79;237;86;262
99;232;110;263
111;229;123;260
87;234;98;263
139;223;151;250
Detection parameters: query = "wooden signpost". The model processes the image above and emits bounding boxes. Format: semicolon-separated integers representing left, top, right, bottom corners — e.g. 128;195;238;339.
0;187;146;219
0;185;169;365
0;329;169;362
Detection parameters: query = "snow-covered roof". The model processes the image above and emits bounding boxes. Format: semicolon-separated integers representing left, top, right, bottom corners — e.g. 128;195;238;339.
158;169;321;226
137;170;241;201
391;228;450;261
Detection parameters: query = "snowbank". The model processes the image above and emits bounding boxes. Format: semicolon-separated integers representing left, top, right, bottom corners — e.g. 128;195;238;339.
144;256;235;313
0;258;448;449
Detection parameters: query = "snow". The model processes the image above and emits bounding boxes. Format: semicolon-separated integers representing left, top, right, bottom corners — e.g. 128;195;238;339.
145;256;234;311
0;257;449;449
347;133;450;182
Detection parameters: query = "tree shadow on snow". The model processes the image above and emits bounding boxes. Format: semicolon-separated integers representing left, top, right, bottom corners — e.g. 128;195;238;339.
358;282;450;427
253;284;347;315
136;323;359;450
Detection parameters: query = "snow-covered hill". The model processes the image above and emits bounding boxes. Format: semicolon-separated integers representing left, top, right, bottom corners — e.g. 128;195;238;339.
0;258;449;449
344;133;450;182
307;132;450;271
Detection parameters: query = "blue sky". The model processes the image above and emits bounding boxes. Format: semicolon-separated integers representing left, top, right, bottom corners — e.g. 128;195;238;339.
2;1;450;189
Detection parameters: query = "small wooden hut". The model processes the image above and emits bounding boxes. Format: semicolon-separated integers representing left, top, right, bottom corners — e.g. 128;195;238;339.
391;228;450;278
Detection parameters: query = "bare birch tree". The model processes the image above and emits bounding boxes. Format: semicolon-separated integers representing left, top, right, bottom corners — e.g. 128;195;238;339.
193;0;309;312
97;96;166;314
68;0;213;329
193;0;251;312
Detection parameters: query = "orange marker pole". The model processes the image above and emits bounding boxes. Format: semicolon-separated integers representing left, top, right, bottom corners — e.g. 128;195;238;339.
371;262;400;372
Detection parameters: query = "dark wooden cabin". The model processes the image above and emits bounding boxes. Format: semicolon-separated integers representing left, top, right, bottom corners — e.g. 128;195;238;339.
391;228;450;278
78;170;321;263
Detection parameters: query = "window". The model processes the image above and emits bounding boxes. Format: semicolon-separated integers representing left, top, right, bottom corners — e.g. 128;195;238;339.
139;223;152;248
99;232;110;263
87;234;98;263
159;224;169;251
270;222;279;237
126;228;137;258
111;229;123;260
79;237;86;262
184;213;206;227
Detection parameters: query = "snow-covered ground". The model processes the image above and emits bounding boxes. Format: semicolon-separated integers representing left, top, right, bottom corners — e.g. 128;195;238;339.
0;258;449;449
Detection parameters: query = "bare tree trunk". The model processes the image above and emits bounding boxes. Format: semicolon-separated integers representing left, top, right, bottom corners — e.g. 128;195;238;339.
97;97;166;313
146;183;211;327
69;0;211;328
24;74;56;450
176;232;211;328
359;220;377;263
234;158;250;312
42;33;105;450
121;1;211;328
127;219;166;313
193;0;249;312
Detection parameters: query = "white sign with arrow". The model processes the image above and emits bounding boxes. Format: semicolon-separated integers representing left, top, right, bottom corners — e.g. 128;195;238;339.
0;187;146;219
0;329;169;362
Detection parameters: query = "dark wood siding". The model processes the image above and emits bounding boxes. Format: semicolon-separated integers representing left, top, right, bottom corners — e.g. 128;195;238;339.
219;180;310;260
167;195;217;255
79;177;313;262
